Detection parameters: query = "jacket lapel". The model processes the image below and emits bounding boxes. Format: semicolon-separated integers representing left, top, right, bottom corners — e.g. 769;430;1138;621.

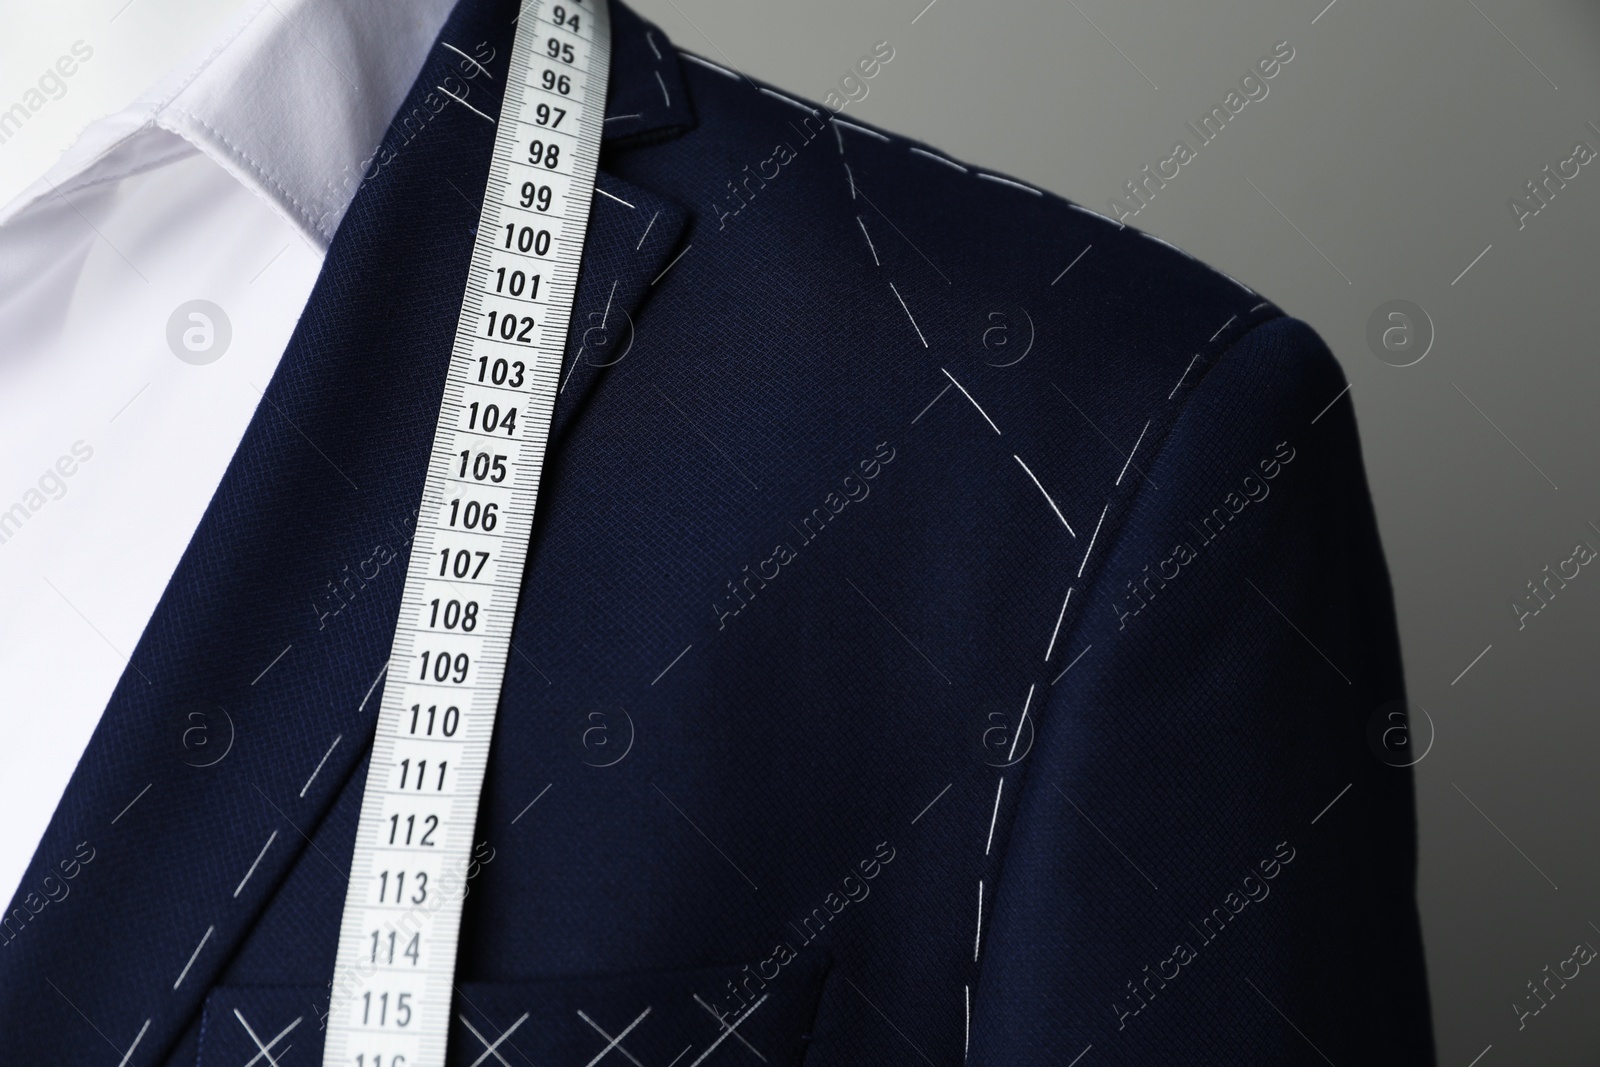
554;170;689;446
0;0;691;1062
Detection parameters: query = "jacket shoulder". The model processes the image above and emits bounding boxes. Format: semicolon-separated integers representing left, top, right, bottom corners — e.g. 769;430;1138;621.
670;47;1277;344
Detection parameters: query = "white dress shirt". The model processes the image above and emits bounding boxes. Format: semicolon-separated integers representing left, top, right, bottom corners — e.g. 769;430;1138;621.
0;0;457;908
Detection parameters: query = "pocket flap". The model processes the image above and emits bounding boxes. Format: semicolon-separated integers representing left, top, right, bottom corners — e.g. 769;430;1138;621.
197;952;830;1066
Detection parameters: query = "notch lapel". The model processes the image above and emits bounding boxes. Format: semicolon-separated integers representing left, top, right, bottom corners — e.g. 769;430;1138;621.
553;170;689;446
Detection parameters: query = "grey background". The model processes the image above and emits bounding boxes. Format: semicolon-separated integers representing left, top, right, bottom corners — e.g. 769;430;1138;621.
3;0;1596;1060
626;0;1600;1062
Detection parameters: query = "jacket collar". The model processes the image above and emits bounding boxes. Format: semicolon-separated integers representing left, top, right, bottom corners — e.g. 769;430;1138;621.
602;0;696;149
0;1;695;1062
551;0;696;442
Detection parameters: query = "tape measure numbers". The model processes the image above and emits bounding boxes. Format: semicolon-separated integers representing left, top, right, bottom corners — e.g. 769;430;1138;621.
322;2;611;1064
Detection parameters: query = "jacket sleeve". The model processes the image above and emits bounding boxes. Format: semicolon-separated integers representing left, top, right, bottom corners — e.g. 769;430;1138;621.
969;316;1435;1065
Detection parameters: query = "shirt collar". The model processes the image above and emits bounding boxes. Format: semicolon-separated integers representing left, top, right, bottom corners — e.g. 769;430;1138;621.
0;0;695;245
0;0;700;251
0;0;460;244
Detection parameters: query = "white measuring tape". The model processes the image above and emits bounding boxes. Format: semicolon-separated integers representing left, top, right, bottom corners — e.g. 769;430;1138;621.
322;2;610;1063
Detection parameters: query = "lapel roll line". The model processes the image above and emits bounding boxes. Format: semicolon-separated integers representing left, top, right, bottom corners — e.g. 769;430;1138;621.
0;0;694;1062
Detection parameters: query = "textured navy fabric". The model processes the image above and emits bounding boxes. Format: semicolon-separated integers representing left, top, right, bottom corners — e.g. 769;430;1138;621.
0;1;1434;1064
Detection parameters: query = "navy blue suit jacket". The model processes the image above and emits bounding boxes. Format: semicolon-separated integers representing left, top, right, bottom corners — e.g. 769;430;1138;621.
0;1;1434;1063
